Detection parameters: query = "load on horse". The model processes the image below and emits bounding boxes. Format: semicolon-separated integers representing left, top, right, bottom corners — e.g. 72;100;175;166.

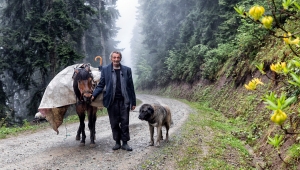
38;57;104;138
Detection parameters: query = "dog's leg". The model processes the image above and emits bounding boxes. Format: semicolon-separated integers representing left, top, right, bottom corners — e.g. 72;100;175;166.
149;124;154;146
165;123;170;142
156;126;162;147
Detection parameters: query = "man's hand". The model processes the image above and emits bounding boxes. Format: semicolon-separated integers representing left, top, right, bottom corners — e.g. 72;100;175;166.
131;106;136;110
91;96;95;101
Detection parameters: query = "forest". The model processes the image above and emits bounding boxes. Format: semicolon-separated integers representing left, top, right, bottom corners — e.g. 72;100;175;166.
132;0;300;168
0;0;121;123
1;0;300;169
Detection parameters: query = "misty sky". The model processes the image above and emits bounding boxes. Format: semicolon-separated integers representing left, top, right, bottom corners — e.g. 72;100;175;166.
115;0;138;69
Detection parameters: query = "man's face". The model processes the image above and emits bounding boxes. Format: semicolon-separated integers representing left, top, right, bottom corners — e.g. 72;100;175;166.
111;53;121;67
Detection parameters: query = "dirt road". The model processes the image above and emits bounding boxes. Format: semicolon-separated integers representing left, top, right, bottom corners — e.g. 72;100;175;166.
0;94;192;170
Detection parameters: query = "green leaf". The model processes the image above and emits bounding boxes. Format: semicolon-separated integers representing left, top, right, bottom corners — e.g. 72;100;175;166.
268;134;284;149
233;5;245;17
282;96;296;109
290;72;300;84
264;99;278;110
294;2;300;10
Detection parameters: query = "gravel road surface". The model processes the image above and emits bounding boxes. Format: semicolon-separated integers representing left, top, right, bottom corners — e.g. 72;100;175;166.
0;94;192;170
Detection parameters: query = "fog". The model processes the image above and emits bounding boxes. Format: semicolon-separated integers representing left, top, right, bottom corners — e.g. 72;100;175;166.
115;0;138;70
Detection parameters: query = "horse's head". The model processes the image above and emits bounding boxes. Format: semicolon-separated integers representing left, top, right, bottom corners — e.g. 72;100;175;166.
78;77;94;104
73;65;95;104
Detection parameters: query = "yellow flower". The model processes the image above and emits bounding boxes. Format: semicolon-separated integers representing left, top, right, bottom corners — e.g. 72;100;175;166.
244;78;264;90
245;83;255;90
253;78;263;85
289;37;300;46
270;110;287;125
261;16;273;29
283;33;291;43
283;32;300;46
270;62;287;73
249;5;265;20
270;63;279;73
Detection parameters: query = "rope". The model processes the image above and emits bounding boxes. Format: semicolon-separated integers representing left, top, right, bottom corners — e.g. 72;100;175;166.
63;117;71;140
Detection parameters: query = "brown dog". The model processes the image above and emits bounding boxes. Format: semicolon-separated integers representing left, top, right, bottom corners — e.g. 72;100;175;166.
138;103;172;146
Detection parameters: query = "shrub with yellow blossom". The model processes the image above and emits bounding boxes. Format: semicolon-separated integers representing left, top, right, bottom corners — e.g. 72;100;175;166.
261;16;273;29
283;32;300;46
270;62;288;74
244;78;264;90
248;5;265;20
270;110;287;125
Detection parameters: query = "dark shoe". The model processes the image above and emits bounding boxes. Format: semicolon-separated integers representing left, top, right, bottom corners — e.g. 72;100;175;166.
112;143;121;150
121;143;132;151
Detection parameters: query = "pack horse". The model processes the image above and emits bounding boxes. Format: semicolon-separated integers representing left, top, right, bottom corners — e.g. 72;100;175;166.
72;64;98;147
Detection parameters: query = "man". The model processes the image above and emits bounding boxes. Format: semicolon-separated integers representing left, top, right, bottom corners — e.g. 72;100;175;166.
91;51;136;151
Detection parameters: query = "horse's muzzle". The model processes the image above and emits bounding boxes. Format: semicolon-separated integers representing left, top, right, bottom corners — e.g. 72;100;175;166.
82;92;93;104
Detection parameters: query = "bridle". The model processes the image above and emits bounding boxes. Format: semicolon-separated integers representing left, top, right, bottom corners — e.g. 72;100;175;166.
73;64;95;104
78;78;95;104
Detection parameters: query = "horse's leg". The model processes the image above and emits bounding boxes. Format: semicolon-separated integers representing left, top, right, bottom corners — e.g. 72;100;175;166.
76;104;82;140
88;106;97;147
76;104;86;146
76;121;81;141
79;112;86;146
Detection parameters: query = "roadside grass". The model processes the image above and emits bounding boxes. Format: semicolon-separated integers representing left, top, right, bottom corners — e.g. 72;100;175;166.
0;109;107;139
137;100;255;170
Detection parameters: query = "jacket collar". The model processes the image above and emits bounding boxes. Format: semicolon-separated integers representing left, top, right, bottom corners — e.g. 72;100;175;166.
110;63;122;71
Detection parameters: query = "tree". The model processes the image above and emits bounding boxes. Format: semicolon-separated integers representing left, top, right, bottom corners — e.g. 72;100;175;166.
0;0;94;119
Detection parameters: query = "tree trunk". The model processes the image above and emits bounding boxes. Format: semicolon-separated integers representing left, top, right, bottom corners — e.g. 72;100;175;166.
99;0;107;65
48;0;56;79
82;32;87;63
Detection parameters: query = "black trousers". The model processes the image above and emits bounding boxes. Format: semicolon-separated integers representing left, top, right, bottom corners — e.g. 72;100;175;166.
107;99;130;142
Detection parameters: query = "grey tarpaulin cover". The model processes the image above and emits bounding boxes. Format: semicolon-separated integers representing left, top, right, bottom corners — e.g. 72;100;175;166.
38;64;103;134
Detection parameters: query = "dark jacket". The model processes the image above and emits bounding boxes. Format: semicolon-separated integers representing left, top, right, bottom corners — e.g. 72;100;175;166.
92;63;136;108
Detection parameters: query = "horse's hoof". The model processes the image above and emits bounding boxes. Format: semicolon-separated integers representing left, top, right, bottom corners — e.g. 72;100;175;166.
90;143;96;148
79;142;85;146
76;136;80;141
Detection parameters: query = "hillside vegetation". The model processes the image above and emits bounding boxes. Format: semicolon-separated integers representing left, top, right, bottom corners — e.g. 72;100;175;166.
134;0;300;169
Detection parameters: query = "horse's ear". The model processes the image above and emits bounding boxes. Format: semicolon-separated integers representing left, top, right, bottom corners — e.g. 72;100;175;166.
72;69;79;79
85;64;91;72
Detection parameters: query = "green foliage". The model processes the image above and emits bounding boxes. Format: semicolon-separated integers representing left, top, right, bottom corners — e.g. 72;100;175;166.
287;143;300;160
137;100;254;169
202;43;237;80
135;58;153;88
165;44;208;82
267;134;284;150
0;0;120;117
134;0;268;89
263;92;296;110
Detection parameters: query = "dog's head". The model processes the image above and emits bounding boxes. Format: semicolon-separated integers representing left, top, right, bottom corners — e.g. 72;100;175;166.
138;104;154;121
